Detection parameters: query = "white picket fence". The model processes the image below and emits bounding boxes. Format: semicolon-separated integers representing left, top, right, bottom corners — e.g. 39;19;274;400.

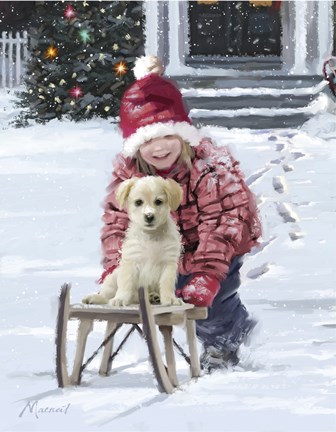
0;31;29;88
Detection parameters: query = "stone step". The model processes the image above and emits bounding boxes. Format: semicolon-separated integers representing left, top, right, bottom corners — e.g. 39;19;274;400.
184;94;317;110
192;113;312;129
172;75;323;90
189;92;329;129
171;75;327;128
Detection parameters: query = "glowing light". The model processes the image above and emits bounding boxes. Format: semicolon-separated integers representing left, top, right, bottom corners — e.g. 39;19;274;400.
79;29;91;43
44;45;58;60
69;85;84;100
114;61;128;77
64;5;76;19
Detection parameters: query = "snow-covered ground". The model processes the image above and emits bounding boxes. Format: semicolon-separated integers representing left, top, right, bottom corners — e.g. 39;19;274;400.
1;89;335;432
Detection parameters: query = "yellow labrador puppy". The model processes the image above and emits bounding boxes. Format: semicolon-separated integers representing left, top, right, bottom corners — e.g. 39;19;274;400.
83;176;184;307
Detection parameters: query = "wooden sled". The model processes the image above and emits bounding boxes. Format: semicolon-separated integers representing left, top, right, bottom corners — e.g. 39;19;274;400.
55;283;207;394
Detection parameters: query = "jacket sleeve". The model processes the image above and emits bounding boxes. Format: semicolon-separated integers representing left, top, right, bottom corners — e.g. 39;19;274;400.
190;152;261;280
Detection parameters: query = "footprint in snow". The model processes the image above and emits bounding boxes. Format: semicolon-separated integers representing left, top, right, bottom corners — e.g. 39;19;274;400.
275;143;286;152
282;163;294;172
249;236;276;256
276;202;299;223
246;262;271;279
291;151;306;160
245;167;271;187
270;157;285;165
288;231;305;241
272;176;287;194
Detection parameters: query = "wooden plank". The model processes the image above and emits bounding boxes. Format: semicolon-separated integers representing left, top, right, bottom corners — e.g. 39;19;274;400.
1;32;7;88
8;31;13;88
55;283;71;387
139;287;175;394
69;310;141;323
159;326;179;387
151;303;194;315
69;311;186;326
70;302;193;315
186;319;201;378
71;319;93;385
186;307;208;320
99;321;119;376
15;31;20;86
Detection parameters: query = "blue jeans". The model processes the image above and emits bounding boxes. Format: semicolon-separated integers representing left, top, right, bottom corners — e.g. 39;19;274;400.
176;257;257;353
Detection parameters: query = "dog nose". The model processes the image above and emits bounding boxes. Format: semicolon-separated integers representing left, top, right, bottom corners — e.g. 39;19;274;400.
145;214;154;223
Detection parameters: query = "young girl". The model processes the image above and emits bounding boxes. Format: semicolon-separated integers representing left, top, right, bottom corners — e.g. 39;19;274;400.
99;56;262;372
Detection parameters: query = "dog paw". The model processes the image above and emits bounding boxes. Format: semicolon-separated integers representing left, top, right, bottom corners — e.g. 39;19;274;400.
108;297;129;307
161;296;185;306
149;292;161;305
82;294;107;305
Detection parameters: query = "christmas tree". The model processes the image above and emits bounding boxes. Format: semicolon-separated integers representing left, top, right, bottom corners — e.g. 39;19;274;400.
16;1;144;125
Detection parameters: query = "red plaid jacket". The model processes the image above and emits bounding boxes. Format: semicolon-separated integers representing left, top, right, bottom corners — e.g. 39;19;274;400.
100;138;262;281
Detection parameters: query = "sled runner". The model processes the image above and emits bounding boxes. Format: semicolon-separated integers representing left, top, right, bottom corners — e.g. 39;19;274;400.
55;283;207;394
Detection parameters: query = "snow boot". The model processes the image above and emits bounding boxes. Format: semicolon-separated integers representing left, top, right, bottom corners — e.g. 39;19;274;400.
200;345;239;373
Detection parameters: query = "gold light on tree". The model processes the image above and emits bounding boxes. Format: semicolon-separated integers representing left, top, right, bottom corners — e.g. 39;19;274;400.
114;61;128;77
44;45;58;60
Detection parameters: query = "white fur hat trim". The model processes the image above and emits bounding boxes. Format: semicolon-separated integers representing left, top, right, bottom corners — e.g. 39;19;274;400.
133;55;165;80
122;121;202;157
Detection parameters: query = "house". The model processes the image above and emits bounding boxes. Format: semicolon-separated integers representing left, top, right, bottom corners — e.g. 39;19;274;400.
144;0;336;128
1;1;335;127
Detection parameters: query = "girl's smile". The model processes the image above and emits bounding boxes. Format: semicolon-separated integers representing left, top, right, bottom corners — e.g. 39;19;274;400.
139;135;182;170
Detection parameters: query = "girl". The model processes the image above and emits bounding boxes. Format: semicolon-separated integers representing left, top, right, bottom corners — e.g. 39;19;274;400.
99;56;262;372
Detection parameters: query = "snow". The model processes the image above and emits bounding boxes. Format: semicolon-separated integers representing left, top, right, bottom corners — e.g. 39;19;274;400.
1;88;336;431
190;94;330;118
181;81;328;98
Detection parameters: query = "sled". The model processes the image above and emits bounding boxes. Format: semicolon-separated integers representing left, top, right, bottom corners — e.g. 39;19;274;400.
323;57;336;97
55;283;207;394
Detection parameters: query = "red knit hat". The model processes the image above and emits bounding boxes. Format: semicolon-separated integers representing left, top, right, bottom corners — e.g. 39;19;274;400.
120;55;200;157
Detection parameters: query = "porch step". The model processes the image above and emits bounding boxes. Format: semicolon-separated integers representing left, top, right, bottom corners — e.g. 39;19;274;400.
170;75;328;129
191;112;314;129
173;75;323;90
184;94;316;110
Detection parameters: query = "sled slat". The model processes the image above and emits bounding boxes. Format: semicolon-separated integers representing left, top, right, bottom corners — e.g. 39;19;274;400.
69;302;193;316
186;307;208;320
159;326;179;387
69;310;187;326
55;283;71;387
99;321;120;376
139;287;175;394
186;319;201;378
71;319;93;385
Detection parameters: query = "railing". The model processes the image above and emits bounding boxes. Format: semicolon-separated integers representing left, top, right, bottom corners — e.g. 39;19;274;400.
0;31;29;88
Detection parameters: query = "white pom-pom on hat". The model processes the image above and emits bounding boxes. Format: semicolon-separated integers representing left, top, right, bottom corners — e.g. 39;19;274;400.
133;55;165;80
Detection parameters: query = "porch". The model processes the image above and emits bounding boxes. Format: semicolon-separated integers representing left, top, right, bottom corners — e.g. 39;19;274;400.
144;1;334;128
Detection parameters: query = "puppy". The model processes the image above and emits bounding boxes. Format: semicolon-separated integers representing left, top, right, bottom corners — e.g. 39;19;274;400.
83;176;184;307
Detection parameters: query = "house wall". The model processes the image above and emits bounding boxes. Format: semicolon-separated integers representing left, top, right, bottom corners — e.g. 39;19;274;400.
144;0;334;76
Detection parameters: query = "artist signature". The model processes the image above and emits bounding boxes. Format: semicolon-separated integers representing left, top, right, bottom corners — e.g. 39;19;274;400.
19;400;71;419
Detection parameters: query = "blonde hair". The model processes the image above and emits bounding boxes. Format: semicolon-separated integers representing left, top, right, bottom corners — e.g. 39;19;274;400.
135;138;195;175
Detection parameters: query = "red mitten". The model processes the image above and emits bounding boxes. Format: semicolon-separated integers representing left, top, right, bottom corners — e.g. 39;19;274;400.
181;274;221;307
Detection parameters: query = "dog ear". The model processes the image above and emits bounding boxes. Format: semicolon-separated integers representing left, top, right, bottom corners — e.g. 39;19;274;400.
115;178;137;209
163;179;183;211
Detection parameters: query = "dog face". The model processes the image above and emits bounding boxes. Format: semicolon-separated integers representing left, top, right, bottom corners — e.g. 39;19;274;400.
116;176;183;230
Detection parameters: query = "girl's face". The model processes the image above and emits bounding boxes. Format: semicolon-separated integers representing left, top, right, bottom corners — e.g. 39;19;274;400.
139;135;182;170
